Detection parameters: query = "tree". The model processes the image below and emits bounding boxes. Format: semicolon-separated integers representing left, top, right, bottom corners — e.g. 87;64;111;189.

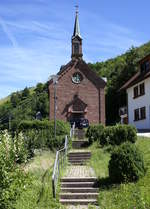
22;87;30;99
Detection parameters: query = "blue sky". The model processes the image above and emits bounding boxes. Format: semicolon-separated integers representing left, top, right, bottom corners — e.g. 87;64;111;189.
0;0;150;99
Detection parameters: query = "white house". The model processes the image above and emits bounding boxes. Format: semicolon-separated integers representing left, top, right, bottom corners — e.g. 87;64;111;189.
120;54;150;131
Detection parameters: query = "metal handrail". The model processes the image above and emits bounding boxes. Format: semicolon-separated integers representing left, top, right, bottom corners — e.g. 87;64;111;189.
70;122;75;138
52;124;75;198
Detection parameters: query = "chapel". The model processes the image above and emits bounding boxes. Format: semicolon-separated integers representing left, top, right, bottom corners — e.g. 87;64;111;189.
49;9;106;124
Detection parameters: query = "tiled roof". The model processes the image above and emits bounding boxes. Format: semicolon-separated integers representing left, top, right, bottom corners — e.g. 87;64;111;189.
120;70;150;90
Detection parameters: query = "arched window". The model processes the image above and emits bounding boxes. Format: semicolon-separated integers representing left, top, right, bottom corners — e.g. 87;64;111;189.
74;43;79;54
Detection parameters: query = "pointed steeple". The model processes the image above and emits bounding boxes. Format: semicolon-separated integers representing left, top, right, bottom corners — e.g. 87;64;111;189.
71;6;83;60
73;6;81;38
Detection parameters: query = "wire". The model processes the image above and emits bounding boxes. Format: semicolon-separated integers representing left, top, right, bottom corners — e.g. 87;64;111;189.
0;90;48;122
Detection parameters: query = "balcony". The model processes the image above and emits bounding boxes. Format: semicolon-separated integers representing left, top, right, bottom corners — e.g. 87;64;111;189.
119;106;127;117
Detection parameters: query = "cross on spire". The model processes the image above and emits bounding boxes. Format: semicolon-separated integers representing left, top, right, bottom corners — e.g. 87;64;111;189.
73;5;81;38
75;5;79;14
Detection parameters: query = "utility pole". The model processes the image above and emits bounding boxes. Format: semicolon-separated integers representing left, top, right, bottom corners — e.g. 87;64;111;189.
54;82;57;141
50;75;59;141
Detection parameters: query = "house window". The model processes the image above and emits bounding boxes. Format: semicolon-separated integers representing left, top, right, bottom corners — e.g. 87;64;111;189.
141;61;150;73
133;83;145;98
140;107;146;120
140;83;145;95
134;109;140;121
133;86;138;98
134;107;146;121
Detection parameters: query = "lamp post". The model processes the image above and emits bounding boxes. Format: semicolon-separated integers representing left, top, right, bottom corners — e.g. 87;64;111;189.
50;75;59;141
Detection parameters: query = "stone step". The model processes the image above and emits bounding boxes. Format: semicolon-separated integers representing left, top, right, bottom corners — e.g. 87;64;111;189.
68;159;89;163
72;140;89;149
68;160;90;163
61;187;99;193
60;193;99;199
68;152;91;156
68;157;91;161
68;156;91;160
69;163;86;166
68;160;89;164
61;182;97;188
68;162;86;165
68;155;91;159
61;177;97;182
59;199;97;205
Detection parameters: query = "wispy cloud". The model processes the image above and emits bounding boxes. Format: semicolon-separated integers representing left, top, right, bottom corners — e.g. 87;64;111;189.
0;0;148;98
0;16;18;48
82;12;143;62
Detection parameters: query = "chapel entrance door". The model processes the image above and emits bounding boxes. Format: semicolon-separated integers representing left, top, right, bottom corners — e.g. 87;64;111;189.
71;113;84;127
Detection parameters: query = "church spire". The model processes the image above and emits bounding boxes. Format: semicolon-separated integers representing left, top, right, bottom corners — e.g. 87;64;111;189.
71;6;83;60
73;6;81;38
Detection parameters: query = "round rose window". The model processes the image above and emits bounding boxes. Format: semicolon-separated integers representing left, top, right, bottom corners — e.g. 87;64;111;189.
72;72;83;84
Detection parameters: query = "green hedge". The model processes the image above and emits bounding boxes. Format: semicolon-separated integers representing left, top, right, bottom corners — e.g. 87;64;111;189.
86;124;104;144
109;142;146;183
18;120;70;153
18;119;70;135
100;124;137;146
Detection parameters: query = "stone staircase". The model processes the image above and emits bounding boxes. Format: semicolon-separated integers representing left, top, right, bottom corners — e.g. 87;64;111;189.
59;129;99;207
68;151;91;165
72;140;89;149
60;177;99;205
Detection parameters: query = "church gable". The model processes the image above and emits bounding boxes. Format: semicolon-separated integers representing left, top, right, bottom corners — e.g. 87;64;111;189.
56;59;106;90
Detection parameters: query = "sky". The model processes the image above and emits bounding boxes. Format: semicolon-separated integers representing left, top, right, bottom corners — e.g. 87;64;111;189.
0;0;150;99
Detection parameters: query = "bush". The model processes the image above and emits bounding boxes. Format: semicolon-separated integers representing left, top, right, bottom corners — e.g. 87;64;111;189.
19;120;70;152
100;124;137;146
18;119;70;135
86;124;104;144
109;142;146;183
0;131;30;209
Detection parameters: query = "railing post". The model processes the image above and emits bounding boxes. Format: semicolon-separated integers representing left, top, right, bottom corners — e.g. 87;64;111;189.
52;151;59;198
52;178;56;198
73;122;75;137
58;152;60;175
70;128;72;138
52;132;71;198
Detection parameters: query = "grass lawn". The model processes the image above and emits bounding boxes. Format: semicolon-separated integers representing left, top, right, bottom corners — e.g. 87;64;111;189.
15;149;65;209
0;96;10;105
89;137;150;209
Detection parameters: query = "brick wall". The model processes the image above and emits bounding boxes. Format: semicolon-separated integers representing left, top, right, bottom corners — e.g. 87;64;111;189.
49;60;105;125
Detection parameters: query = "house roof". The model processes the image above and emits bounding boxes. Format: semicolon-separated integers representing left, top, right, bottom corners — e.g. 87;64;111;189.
120;53;150;90
120;69;150;91
138;53;150;64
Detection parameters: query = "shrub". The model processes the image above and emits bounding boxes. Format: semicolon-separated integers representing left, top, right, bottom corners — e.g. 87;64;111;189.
0;131;30;209
46;135;66;150
18;119;70;135
19;120;70;152
99;126;114;146
109;142;146;183
100;124;137;146
13;132;28;163
126;124;137;143
86;124;104;144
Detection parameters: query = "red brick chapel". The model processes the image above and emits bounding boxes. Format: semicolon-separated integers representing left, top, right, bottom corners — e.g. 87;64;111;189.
49;9;106;125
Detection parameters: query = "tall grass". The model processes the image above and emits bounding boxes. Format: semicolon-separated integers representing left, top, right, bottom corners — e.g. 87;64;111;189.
15;150;65;209
89;137;150;209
